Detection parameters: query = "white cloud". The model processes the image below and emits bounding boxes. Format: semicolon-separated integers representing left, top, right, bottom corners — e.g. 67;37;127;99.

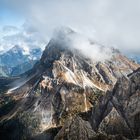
0;22;46;51
53;27;113;62
1;0;140;55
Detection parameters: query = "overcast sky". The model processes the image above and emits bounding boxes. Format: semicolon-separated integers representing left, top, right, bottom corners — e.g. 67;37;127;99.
0;0;140;55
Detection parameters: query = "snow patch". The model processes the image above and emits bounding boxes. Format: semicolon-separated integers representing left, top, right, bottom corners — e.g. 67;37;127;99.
22;46;30;55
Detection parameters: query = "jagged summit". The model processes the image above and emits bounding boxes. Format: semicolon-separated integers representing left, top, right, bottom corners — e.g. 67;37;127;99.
39;29;139;82
42;28;134;68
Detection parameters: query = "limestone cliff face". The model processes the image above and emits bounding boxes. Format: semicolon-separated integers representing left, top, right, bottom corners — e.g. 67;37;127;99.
0;31;140;140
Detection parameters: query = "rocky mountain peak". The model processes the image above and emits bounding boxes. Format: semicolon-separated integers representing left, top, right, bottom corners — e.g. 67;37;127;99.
0;30;140;140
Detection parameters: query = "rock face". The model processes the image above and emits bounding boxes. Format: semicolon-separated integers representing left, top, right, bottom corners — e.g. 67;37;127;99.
0;30;140;140
54;116;95;140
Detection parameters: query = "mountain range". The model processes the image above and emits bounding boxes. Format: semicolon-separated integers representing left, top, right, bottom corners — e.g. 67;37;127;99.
0;45;42;77
0;29;140;140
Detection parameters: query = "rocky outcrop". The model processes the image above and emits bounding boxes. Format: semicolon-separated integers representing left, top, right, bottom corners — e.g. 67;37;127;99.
54;116;95;140
89;69;140;139
98;107;132;137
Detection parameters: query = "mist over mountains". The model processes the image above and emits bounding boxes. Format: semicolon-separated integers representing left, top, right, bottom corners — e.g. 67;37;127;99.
0;27;139;78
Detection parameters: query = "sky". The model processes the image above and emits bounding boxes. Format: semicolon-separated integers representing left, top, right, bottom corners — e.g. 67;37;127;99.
0;0;140;56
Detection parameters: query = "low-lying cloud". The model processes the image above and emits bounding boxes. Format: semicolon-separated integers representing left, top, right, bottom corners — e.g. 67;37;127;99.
53;27;113;61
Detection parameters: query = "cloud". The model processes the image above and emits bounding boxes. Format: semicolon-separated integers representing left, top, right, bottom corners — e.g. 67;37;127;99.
2;25;18;33
53;27;113;62
0;22;46;51
1;0;140;55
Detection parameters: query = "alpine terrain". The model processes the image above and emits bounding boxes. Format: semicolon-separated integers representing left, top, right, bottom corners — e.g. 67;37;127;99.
0;29;140;140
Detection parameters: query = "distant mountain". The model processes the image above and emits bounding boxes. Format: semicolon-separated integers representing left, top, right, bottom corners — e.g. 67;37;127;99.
0;45;42;77
0;29;140;139
129;55;140;64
